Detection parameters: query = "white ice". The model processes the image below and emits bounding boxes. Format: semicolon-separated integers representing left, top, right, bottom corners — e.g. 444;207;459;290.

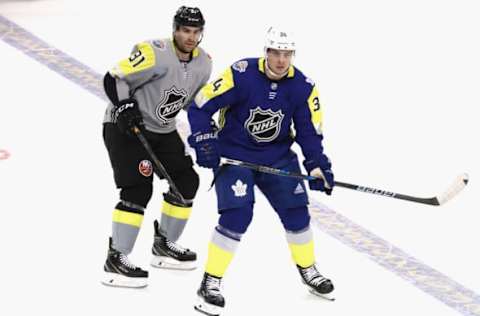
1;0;479;315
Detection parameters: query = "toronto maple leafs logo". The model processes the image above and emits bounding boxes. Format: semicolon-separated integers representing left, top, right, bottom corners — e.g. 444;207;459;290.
231;180;247;197
244;107;284;142
155;87;188;124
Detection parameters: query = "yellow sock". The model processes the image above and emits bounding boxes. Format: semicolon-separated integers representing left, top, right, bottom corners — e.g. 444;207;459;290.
205;228;240;277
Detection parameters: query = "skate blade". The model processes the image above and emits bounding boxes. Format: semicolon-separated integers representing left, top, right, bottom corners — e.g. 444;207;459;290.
151;255;197;271
194;296;223;316
101;272;148;288
309;288;335;301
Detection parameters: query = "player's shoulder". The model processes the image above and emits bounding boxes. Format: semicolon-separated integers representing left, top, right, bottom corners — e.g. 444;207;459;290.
229;58;257;74
109;40;159;78
144;38;172;57
194;46;213;64
291;66;314;84
129;39;164;66
292;66;317;91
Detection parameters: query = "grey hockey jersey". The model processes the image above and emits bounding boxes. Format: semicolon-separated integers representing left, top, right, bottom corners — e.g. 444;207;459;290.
104;38;212;134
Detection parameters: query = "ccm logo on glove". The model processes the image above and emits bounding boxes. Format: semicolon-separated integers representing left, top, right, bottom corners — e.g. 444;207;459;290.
115;102;135;116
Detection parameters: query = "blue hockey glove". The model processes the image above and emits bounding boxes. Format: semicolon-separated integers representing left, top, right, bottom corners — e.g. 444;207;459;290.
188;131;220;169
114;98;144;136
303;157;335;195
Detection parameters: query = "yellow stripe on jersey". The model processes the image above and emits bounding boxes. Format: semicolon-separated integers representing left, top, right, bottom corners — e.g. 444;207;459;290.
287;64;295;78
289;240;315;268
192;47;199;58
112;209;144;227
218;106;230;129
307;86;323;134
205;242;235;278
161;201;192;220
258;57;265;73
110;42;156;78
194;67;235;108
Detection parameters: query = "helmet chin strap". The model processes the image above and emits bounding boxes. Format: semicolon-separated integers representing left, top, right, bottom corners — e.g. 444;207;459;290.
265;60;288;80
173;38;190;54
264;49;293;80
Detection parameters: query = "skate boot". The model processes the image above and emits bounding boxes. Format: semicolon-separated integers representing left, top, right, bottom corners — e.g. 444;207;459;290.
297;264;335;301
194;273;225;316
151;220;197;270
101;238;148;288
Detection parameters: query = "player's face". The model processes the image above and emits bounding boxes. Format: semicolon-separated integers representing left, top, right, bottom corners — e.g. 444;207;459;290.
174;25;203;53
266;49;294;75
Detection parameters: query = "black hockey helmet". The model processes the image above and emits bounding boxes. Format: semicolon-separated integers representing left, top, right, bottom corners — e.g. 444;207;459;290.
173;6;205;30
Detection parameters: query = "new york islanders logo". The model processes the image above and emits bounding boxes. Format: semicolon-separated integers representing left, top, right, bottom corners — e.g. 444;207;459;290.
155;87;188;124
244;107;284;142
138;160;153;177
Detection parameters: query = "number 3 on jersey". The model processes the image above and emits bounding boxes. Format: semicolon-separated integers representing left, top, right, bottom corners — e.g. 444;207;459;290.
307;86;323;133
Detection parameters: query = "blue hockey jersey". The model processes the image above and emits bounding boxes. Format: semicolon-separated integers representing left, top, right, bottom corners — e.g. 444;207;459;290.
188;57;328;166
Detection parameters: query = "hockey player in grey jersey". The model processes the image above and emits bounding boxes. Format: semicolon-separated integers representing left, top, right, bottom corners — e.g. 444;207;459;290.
101;6;212;288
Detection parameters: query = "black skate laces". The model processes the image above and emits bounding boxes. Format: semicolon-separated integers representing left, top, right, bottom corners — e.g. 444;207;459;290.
302;265;328;286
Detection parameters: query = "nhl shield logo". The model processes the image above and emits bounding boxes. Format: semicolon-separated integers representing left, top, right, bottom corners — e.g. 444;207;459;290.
155;87;188;124
244;107;284;142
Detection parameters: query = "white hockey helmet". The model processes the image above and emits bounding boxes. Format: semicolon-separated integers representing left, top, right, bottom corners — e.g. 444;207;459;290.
264;26;296;51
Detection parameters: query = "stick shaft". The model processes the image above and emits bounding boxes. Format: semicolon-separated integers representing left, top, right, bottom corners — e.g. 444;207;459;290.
133;126;187;205
221;158;441;206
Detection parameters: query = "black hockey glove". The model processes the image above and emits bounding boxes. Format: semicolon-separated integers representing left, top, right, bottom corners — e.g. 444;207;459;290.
114;99;144;136
303;156;335;195
188;131;220;169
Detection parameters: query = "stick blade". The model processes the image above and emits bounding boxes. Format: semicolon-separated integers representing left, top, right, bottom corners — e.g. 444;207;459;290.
436;173;469;206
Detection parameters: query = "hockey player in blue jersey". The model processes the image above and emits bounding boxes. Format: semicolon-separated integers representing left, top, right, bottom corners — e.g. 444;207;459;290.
188;27;335;315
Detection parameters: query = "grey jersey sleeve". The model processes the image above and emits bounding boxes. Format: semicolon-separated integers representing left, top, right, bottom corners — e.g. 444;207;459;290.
109;41;166;95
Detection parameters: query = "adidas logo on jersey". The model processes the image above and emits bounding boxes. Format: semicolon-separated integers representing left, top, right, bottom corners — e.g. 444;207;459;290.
155;87;188;124
231;180;247;197
244;107;284;142
294;183;305;194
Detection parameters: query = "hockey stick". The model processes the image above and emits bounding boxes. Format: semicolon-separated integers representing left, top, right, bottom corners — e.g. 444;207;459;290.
132;126;187;205
221;158;469;206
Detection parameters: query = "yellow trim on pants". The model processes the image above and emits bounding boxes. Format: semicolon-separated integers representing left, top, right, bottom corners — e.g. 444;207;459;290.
205;242;234;278
289;240;315;268
162;201;192;220
112;209;144;227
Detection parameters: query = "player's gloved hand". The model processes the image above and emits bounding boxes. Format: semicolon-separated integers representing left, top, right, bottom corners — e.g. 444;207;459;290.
303;157;334;195
188;131;220;169
114;98;144;136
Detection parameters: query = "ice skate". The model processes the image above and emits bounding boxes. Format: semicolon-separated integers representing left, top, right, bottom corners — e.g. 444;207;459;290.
297;264;335;301
194;273;225;316
101;238;148;288
151;220;197;270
